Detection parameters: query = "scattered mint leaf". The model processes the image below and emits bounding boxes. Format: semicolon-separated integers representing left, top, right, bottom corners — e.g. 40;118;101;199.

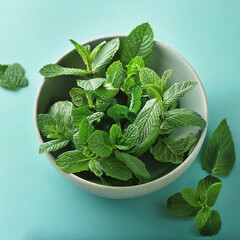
90;41;106;62
114;151;150;181
197;175;221;196
71;105;93;126
201;119;235;176
198;210;221;236
167;192;201;217
129;85;142;114
69;88;87;107
78;118;95;144
88;130;112;158
77;78;105;91
56;150;90;173
121;23;153;64
195;207;211;229
109;124;124;145
205;182;222;207
92;38;120;73
39;64;88;77
181;188;202;207
39;139;69;154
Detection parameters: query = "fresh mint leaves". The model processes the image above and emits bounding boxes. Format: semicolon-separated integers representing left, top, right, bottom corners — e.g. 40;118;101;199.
37;22;206;187
0;63;28;89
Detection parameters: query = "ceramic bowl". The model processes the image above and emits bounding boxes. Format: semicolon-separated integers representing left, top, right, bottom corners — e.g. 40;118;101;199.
34;35;208;199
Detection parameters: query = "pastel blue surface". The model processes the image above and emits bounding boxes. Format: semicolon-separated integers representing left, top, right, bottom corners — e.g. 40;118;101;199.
0;0;239;239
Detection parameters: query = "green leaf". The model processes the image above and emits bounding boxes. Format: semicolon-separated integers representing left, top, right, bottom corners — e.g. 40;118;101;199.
69;88;87;107
114;151;150;181
122;77;136;92
109;124;124;145
71;105;93;126
167;192;201;217
126;56;145;76
37;114;57;138
87;112;104;123
77;78;105;91
129;85;142;114
56;150;90;173
140;67;160;86
121;23;153;64
195;207;211;229
181;188;202;207
70;39;90;69
0;63;28;89
201;119;235;176
39;139;69;154
39;64;88;77
150;133;198;164
94;83;119;100
94;97;116;111
107;104;132;123
90;41;106;61
92;38;120;73
73;132;85;150
78;118;95;144
198;210;221;236
161;69;172;83
197;175;221;196
88;130;112;158
205;182;222;207
82;146;96;158
160;108;206;133
105;60;125;88
97;157;132;181
163;81;197;106
89;159;103;177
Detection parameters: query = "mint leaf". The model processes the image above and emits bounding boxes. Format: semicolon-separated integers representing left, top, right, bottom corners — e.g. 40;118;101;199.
114;151;150;181
201;119;235;176
107;104;132;124
89;159;103;177
88;130;112;158
94;84;119;100
92;38;120;73
167;192;201;217
78;118;95;144
70;39;90;70
198;210;221;236
69;88;87;107
205;182;222;207
37;114;57;138
56;150;90;173
160;108;206;133
197;175;221;196
82;146;96;157
71;105;93;126
77;78;105;91
195;207;211;229
97;157;132;181
129;85;142;114
39;139;69;154
140;67;161;85
126;56;145;76
121;23;153;64
90;41;106;61
0;63;28;89
181;188;202;207
73;132;85;150
163;81;197;106
105;61;125;88
121;77;136;93
161;69;172;83
94;97;116;111
87;112;104;124
109;124;124;145
39;64;88;77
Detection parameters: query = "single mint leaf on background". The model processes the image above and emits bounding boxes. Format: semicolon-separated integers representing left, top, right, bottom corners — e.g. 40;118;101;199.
201;119;235;176
109;124;124;145
39;64;88;77
167;192;201;217
89;159;103;177
39;139;70;154
78;118;95;144
56;150;90;173
88;130;112;158
92;38;120;73
114;151;150;181
205;182;222;207
0;63;28;89
71;105;93;126
97;157;132;181
160;108;206;133
87;112;104;124
181;188;202;207
105;60;125;88
195;207;211;229
121;23;153;65
198;210;221;236
77;78;105;91
126;56;145;76
197;175;221;196
69;88;87;107
129;85;142;114
163;81;197;106
90;41;106;61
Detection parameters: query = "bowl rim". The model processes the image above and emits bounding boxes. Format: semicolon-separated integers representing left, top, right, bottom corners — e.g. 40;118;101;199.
33;34;208;192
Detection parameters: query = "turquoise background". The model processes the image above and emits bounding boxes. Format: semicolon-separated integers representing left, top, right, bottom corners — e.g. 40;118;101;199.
0;0;239;239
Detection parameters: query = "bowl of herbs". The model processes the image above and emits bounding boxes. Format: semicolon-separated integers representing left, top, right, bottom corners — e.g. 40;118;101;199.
34;22;208;199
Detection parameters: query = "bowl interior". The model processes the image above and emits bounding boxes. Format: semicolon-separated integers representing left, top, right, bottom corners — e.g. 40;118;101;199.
35;36;208;185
